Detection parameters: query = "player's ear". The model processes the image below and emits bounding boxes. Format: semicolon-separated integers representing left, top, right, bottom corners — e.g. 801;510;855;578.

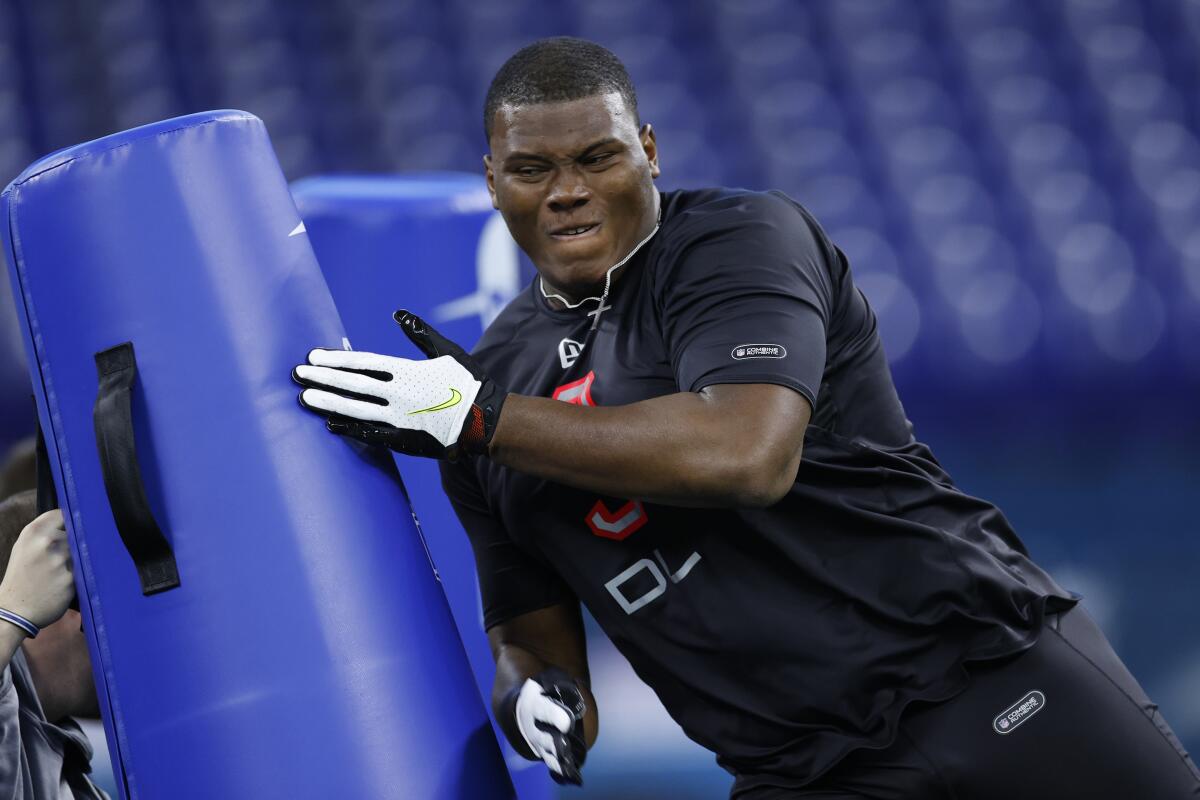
640;124;660;179
483;154;498;209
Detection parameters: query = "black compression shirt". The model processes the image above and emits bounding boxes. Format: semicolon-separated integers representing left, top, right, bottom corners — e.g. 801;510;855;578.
440;187;1075;789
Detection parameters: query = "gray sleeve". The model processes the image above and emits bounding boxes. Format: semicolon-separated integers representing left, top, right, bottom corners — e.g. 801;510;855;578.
0;662;27;799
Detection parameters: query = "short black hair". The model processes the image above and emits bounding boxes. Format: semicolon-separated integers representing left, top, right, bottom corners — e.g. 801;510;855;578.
483;37;639;141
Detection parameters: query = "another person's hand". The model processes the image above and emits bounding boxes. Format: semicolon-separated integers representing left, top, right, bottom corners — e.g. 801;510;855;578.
511;668;588;786
0;510;75;632
292;311;507;460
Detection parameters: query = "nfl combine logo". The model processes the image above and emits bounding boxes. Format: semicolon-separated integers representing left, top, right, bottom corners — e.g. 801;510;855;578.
993;690;1045;735
731;343;787;360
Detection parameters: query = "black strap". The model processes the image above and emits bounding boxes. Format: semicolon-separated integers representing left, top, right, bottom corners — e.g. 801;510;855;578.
93;343;180;595
33;409;58;515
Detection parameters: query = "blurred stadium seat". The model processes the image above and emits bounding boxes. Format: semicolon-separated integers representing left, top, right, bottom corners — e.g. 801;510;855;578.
1;1;1197;797
0;0;1195;393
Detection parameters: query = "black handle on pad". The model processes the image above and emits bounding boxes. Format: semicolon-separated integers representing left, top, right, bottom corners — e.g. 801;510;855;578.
34;404;58;516
93;343;180;595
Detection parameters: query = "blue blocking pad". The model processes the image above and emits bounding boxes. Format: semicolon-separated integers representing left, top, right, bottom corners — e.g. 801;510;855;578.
292;175;553;800
2;112;514;800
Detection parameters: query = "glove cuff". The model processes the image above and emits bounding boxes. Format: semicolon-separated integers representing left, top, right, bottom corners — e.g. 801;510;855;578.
458;382;507;456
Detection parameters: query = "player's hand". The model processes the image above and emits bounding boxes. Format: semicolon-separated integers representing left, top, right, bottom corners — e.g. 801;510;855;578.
0;510;76;632
513;668;588;786
292;310;507;460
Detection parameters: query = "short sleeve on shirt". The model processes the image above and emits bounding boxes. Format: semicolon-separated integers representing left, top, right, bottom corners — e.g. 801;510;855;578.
657;191;833;409
439;460;575;630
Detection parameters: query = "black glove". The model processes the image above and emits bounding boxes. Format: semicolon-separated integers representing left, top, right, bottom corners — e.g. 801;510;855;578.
500;667;588;786
292;310;506;459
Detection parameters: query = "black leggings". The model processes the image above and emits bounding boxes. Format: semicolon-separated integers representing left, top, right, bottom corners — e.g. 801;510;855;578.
734;607;1200;799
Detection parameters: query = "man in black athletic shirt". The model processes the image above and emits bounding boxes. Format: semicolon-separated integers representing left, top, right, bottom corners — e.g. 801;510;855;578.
293;37;1200;798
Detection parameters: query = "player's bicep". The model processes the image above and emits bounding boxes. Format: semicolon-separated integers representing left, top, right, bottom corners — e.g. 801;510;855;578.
701;382;812;453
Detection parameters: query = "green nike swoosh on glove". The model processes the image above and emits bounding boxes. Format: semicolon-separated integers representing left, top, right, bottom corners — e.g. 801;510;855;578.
409;388;462;415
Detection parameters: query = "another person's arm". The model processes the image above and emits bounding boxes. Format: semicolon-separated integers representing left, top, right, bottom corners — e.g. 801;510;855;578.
0;509;75;673
0;508;76;787
0;622;23;677
22;610;98;722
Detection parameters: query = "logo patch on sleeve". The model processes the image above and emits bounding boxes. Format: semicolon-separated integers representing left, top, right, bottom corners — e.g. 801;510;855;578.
993;690;1046;734
731;344;787;360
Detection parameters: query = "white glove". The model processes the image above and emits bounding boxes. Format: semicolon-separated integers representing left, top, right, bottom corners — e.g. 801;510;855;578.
295;350;480;452
509;670;587;785
293;311;506;459
0;510;75;633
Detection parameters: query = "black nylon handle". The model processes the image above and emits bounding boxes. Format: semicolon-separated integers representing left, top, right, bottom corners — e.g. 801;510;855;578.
93;343;180;595
34;413;58;515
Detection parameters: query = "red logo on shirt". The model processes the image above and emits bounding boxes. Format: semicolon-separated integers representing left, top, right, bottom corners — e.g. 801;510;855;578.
552;370;596;406
586;499;648;541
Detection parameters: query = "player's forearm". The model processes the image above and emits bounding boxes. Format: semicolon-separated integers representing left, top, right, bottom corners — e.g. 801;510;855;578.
493;642;599;753
0;623;24;672
488;391;793;507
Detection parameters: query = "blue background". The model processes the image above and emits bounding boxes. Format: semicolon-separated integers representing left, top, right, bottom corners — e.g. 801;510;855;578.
1;1;1197;797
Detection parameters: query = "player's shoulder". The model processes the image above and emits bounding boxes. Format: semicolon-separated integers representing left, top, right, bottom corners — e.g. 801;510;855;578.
654;187;830;269
659;186;814;239
651;187;833;286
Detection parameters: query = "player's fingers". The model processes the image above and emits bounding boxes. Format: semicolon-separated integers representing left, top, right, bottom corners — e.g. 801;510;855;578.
539;699;574;733
533;728;561;758
299;388;389;423
31;509;64;530
326;420;401;448
47;526;70;551
394;310;470;362
305;348;397;372
293;365;388;398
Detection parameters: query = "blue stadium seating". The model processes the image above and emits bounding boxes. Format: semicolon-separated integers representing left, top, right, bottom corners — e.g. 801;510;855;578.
1;0;1197;404
2;5;1198;797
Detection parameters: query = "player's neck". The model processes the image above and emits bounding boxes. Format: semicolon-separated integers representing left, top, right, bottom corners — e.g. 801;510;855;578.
539;192;661;310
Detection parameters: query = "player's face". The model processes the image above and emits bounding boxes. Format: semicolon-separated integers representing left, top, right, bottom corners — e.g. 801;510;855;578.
485;92;660;300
